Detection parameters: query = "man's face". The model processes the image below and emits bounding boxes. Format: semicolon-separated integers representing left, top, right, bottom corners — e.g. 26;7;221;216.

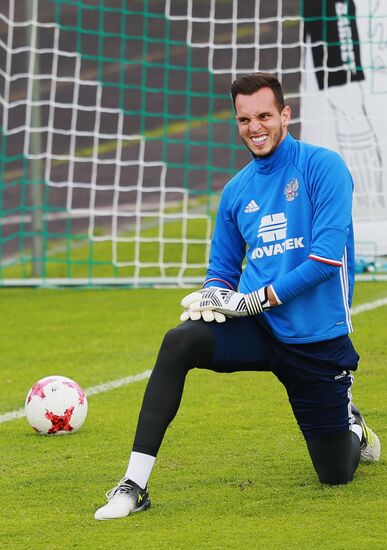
234;87;291;158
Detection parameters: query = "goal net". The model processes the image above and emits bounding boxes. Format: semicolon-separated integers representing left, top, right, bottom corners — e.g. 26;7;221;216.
1;0;386;286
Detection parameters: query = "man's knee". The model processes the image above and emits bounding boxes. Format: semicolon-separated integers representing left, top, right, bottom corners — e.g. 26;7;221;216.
160;320;214;368
306;431;360;485
316;462;354;485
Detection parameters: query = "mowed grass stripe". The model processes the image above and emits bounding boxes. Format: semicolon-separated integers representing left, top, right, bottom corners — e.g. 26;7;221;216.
1;296;386;425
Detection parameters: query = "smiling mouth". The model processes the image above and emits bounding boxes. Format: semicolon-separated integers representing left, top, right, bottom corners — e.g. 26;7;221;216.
251;134;268;145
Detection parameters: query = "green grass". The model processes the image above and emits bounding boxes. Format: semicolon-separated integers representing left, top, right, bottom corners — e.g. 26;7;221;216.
0;283;386;549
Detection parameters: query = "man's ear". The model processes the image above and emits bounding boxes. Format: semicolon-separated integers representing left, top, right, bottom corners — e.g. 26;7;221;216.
282;105;291;128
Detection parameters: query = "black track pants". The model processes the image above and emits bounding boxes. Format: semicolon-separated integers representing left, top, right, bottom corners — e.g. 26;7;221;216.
132;321;214;456
132;320;360;484
306;431;360;484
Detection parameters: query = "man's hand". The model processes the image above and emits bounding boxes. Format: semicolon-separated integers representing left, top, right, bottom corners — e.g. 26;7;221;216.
180;287;227;323
180;286;271;322
180;308;226;323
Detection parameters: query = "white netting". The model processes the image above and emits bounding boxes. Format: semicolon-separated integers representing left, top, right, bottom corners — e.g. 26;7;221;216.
1;0;387;287
166;0;387;256
165;0;301;83
0;0;212;282
301;0;387;254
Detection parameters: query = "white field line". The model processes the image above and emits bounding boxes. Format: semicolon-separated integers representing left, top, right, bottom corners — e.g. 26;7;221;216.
350;297;387;315
1;296;387;425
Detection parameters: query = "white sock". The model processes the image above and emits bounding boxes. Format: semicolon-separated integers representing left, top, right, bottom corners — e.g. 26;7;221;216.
125;451;156;489
350;424;363;443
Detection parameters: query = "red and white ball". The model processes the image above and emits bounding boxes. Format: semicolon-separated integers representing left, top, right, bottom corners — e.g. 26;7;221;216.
25;375;88;435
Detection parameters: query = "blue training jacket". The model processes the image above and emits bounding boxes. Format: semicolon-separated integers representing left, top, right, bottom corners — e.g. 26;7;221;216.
204;133;355;344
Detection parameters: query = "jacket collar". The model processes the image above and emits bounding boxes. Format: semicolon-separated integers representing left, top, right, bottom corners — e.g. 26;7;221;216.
252;133;294;175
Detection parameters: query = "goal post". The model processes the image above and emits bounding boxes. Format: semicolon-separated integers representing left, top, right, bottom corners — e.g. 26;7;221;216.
1;0;386;287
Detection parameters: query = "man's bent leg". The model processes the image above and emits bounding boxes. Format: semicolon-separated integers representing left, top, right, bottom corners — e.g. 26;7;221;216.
272;335;361;486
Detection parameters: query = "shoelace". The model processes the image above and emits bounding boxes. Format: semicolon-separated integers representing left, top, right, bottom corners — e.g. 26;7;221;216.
106;478;134;500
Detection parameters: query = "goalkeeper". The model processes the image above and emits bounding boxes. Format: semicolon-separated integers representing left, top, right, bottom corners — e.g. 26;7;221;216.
95;72;380;520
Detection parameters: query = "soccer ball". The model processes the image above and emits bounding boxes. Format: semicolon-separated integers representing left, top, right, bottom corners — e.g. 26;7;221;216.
25;375;88;435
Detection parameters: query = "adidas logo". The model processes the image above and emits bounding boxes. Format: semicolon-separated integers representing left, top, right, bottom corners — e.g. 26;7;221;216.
244;200;259;213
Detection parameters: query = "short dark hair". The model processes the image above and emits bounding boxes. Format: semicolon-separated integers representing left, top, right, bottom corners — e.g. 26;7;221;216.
230;72;285;112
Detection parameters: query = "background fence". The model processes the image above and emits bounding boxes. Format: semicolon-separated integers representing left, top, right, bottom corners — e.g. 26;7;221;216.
1;0;386;286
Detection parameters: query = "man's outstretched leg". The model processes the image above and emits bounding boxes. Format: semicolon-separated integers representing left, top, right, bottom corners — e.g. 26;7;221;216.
94;314;275;520
94;320;214;520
